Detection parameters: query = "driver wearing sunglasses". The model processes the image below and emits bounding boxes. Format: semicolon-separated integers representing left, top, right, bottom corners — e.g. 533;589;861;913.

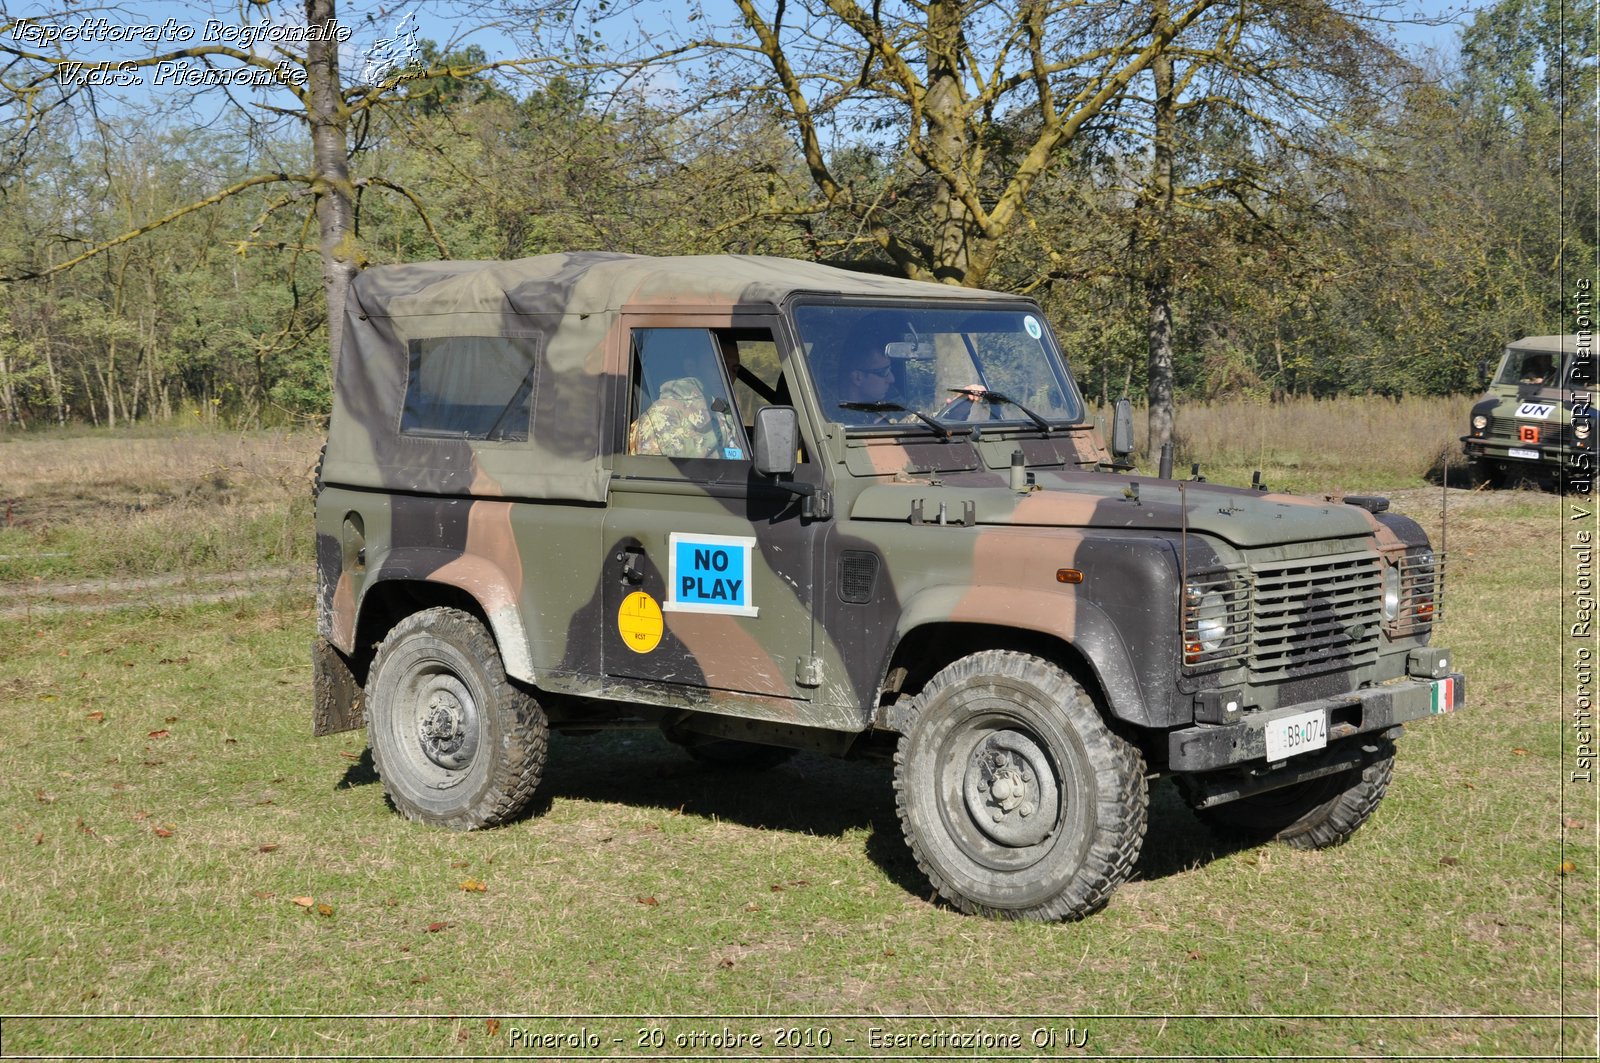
836;344;897;422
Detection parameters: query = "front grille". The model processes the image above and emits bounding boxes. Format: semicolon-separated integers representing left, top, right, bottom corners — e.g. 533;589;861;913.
1249;552;1383;680
1184;550;1384;681
1486;416;1572;448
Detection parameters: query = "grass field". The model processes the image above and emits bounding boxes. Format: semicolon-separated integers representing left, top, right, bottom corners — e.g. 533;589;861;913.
0;408;1594;1059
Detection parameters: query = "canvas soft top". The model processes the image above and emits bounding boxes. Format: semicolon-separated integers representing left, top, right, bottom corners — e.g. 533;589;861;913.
1507;335;1582;354
324;252;1014;502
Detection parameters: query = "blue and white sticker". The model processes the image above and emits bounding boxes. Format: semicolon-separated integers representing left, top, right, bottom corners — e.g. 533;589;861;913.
665;532;758;616
1023;315;1043;340
1517;402;1555;419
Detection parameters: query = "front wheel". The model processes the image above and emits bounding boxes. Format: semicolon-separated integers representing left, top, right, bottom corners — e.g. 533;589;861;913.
893;651;1147;921
1194;738;1396;850
366;607;548;830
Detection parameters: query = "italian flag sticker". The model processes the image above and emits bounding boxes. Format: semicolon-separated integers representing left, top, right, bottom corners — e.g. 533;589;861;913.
1430;677;1456;715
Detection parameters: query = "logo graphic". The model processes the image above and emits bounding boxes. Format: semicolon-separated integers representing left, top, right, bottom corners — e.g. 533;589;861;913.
359;10;420;84
617;591;664;653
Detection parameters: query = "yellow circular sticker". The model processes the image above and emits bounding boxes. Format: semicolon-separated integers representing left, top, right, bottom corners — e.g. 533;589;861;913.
617;591;664;654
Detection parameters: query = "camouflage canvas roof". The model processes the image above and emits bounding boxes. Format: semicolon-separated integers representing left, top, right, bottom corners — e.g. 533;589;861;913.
1506;335;1582;354
326;253;1022;504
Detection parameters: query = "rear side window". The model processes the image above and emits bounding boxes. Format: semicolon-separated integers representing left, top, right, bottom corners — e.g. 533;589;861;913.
400;336;540;440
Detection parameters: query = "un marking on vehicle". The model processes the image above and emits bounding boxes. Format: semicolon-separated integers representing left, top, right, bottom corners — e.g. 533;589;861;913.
666;533;758;616
1517;402;1555;419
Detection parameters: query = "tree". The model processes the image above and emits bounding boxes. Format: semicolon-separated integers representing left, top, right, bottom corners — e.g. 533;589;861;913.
1096;0;1409;445
0;0;552;363
564;0;1226;286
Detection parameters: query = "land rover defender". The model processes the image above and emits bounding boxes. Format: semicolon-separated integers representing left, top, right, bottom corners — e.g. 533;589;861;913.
313;253;1465;920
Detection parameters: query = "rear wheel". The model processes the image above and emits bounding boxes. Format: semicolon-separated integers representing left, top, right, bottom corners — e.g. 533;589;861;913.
1195;738;1395;850
366;607;547;830
893;651;1147;921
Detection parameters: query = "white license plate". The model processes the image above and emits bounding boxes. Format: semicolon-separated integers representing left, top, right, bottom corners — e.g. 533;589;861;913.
1264;709;1328;762
1508;447;1540;460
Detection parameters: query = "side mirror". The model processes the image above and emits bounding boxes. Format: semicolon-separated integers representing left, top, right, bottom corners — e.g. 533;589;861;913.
753;406;799;477
1111;397;1135;460
1478;358;1491;388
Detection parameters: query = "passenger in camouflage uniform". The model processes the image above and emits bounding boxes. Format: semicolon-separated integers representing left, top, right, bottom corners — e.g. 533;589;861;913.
629;336;743;458
629;377;740;458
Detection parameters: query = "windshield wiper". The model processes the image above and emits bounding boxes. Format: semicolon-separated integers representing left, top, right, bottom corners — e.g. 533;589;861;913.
839;401;953;439
954;388;1056;436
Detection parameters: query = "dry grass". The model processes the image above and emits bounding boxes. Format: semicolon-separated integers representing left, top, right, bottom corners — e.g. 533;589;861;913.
1124;395;1467;492
0;417;1592;1058
0;429;319;518
0;429;321;584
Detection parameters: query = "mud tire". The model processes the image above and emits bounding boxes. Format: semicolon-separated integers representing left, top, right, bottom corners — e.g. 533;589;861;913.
893;650;1147;921
1195;738;1395;850
366;607;547;830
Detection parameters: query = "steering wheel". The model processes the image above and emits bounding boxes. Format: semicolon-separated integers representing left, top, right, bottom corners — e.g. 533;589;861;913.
937;386;997;423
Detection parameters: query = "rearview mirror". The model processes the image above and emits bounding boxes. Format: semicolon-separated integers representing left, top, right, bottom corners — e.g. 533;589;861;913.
1111;398;1134;459
753;406;799;477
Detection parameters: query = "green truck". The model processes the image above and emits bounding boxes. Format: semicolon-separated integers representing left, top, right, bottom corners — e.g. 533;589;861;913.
312;253;1465;920
1463;335;1593;487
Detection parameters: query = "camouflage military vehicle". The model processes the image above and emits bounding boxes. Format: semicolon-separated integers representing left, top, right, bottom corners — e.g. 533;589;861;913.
313;253;1465;921
1463;335;1593;487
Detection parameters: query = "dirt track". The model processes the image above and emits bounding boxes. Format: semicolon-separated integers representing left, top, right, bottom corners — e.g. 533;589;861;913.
0;566;306;620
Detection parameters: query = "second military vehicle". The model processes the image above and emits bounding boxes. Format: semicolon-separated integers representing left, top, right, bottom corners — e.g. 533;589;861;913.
1463;334;1593;488
313;253;1465;921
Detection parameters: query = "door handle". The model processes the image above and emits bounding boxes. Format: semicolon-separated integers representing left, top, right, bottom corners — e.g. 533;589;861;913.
617;546;646;585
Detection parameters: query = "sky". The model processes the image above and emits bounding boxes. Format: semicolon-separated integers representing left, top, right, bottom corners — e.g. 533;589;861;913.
2;0;1479;114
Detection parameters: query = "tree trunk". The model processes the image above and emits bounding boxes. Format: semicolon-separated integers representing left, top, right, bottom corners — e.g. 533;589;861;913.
305;0;360;367
0;350;14;426
1143;0;1178;455
925;0;974;285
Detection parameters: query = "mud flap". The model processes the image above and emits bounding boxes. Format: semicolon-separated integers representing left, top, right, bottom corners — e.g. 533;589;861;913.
312;638;365;736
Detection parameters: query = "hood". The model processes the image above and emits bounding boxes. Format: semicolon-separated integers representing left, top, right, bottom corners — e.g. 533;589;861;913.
848;473;1377;549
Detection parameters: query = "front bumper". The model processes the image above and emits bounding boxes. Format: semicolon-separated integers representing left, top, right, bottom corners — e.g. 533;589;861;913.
1462;434;1583;468
1167;671;1466;773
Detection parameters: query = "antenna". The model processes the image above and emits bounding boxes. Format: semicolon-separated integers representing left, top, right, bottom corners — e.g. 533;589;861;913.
1179;479;1189;661
1441;453;1449;619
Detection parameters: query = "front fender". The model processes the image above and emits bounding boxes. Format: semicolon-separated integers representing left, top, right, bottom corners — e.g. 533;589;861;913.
890;584;1166;729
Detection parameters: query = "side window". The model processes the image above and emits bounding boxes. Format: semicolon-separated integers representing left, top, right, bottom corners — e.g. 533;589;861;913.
627;328;749;460
401;336;538;441
722;329;808;465
726;332;782;425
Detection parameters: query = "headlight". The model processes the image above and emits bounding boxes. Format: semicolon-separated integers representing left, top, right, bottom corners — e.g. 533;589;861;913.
1187;588;1228;652
1472;414;1488;430
1382;565;1401;621
1576;420;1592;441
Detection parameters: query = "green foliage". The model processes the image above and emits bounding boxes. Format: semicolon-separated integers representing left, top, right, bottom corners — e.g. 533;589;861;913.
0;2;1582;427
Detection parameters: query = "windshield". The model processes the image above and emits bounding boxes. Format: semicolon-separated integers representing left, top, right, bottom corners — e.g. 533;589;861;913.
1494;345;1570;388
793;303;1083;430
